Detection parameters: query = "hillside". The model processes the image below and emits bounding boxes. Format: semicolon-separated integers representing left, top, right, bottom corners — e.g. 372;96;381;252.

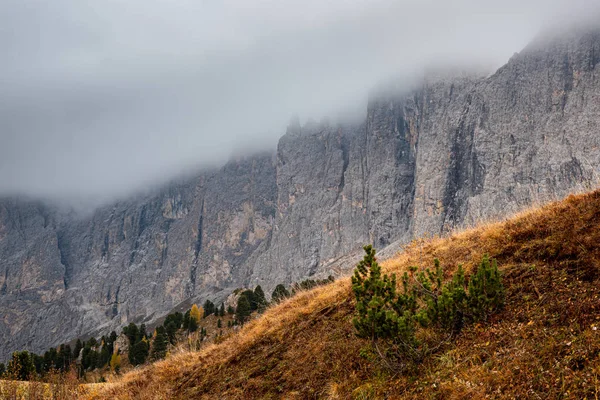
80;189;600;399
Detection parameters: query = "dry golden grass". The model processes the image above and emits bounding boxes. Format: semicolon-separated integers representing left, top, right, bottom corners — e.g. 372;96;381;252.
85;190;600;399
0;368;82;399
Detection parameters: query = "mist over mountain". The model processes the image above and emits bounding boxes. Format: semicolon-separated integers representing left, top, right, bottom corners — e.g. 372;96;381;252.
1;0;596;208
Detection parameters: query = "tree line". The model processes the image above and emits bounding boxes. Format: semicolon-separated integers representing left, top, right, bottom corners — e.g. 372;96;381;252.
0;277;336;381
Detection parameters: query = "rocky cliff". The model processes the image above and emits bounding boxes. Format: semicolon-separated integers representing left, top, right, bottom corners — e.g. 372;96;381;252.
1;25;599;361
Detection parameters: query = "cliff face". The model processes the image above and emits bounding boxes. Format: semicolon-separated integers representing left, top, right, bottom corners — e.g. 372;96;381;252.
1;27;599;361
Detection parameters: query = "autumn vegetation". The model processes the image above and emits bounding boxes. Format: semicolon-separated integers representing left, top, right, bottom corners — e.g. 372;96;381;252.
5;189;600;398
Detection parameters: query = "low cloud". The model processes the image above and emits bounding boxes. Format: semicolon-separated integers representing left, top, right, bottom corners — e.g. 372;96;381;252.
0;0;595;206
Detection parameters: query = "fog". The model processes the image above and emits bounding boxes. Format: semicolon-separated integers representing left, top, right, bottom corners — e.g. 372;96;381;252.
0;0;596;207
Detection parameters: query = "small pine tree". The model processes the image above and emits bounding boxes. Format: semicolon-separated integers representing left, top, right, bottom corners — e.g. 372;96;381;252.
239;290;257;311
235;296;251;325
227;305;235;315
43;348;57;372
352;245;416;344
203;300;215;317
0;362;5;377
73;339;83;360
254;285;268;313
182;310;191;330
123;323;139;346
219;303;225;317
467;255;505;321
32;354;44;375
139;324;148;341
129;338;149;366
165;321;179;344
150;327;169;361
217;319;222;328
271;284;290;303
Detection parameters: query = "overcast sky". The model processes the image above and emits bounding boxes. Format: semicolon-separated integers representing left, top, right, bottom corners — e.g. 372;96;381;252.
0;0;596;207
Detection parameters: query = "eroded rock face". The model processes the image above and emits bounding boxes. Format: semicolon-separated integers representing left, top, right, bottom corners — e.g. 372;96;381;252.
1;26;600;361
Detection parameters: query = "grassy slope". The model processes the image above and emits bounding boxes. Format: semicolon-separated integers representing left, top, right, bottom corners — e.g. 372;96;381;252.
86;190;600;399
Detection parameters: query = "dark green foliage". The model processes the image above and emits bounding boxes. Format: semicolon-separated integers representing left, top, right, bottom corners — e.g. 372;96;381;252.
217;319;222;328
87;337;98;348
0;362;5;377
351;246;504;371
43;348;57;372
227;321;232;328
219;303;225;317
467;255;505;321
81;346;99;371
73;339;83;361
351;245;418;355
182;310;191;330
291;276;335;294
151;326;169;361
165;321;179;344
98;344;111;369
7;351;36;380
271;284;290;303
203;300;216;317
32;354;44;375
55;344;72;372
164;312;183;330
227;305;235;315
235;295;251;325
240;290;257;311
253;285;268;313
129;339;149;366
139;324;147;340
123;323;139;346
188;314;199;332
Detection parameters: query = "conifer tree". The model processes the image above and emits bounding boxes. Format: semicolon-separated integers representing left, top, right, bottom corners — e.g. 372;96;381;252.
151;326;169;361
123;323;139;346
73;339;83;361
227;305;235;315
139;324;148;341
271;284;290;303
235;296;251;325
182;310;191;330
32;354;44;375
98;344;111;369
254;285;268;313
219;303;225;317
165;320;179;344
129;337;149;366
467;255;505;321
240;290;257;311
43;348;57;372
203;300;215;317
7;351;36;380
217;319;222;328
0;362;5;377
